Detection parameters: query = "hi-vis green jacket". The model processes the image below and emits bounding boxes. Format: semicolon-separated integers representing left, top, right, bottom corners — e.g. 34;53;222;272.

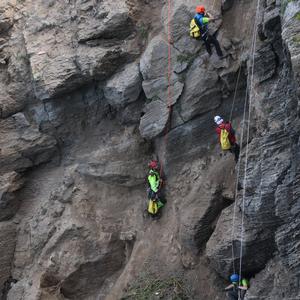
148;170;160;193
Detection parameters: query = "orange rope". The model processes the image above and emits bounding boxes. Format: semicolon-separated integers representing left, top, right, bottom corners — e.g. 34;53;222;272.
160;0;173;178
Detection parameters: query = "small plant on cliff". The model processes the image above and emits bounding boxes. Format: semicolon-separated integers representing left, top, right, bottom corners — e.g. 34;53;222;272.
137;23;151;40
177;53;197;65
281;0;296;15
122;273;192;300
294;12;300;21
292;35;300;44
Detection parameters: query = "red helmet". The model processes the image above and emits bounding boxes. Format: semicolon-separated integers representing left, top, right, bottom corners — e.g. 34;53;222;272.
148;160;158;170
196;5;205;14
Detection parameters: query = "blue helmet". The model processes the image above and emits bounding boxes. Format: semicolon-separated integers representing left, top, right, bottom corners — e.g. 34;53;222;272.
230;274;240;283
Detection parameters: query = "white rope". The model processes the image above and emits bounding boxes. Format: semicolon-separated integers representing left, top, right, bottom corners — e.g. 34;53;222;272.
212;0;217;10
230;0;257;274
238;0;261;279
230;0;257;273
229;66;242;123
230;85;249;274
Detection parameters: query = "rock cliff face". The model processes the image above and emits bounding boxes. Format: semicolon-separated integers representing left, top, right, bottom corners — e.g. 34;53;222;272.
0;0;299;299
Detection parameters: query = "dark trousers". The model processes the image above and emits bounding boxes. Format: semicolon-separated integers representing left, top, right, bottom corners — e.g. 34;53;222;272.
203;34;223;57
230;143;240;163
226;288;246;300
227;289;238;300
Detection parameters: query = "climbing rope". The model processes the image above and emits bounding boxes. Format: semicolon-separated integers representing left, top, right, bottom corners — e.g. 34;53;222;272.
230;14;257;274
212;0;218;11
229;0;261;277
238;0;261;279
229;66;242;123
159;0;173;177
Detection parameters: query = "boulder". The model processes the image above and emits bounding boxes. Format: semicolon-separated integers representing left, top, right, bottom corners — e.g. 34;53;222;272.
104;63;142;108
0;3;14;34
282;1;300;84
140;35;184;105
77;129;150;186
0;172;24;221
77;6;134;42
0;113;57;173
139;100;170;140
140;35;171;80
117;97;144;125
0;222;16;289
142;75;184;106
0;89;24;119
178;57;221;122
222;0;234;11
23;0;135;100
254;44;277;83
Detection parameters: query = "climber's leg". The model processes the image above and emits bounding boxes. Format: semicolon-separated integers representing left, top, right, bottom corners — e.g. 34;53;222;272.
227;289;238;300
234;143;240;163
239;289;247;300
203;37;212;55
210;34;223;57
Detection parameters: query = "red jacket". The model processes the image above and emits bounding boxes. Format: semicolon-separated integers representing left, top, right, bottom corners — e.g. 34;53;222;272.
216;122;236;144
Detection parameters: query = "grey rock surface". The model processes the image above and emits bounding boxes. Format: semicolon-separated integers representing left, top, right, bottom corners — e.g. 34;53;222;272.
139;100;170;140
205;3;300;299
104;62;142;108
282;0;300;85
178;57;221;121
0;222;16;288
140;35;184;106
0;113;57;173
222;0;234;12
23;0;136;100
0;0;299;299
0;172;24;221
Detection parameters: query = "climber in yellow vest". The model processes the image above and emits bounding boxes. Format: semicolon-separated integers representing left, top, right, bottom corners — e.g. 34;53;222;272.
147;160;164;216
190;6;224;58
214;116;240;162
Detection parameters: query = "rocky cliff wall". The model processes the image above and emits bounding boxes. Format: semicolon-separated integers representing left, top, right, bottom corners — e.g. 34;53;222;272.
0;0;299;299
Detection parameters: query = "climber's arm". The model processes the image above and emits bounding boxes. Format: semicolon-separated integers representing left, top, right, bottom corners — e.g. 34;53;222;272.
225;284;234;291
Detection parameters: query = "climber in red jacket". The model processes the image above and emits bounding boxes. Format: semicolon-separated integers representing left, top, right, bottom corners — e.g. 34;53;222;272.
214;115;240;162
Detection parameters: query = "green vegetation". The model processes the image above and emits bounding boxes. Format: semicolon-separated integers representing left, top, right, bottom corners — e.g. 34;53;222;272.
292;35;300;44
122;272;192;300
145;95;160;104
176;53;197;65
137;23;151;40
281;0;295;15
294;12;300;21
15;53;28;61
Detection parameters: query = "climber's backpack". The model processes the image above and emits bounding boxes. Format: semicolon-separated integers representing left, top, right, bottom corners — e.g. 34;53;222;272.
148;199;158;215
190;18;201;39
220;128;232;150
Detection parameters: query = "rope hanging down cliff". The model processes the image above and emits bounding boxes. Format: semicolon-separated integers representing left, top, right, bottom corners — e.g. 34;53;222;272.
159;0;173;177
230;18;254;275
229;0;261;277
238;0;261;279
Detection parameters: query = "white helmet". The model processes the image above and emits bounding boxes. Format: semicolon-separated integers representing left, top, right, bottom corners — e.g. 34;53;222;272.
214;115;223;125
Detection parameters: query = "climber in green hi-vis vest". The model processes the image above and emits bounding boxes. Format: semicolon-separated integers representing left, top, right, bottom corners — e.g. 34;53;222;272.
225;274;249;300
190;5;224;58
146;160;165;218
